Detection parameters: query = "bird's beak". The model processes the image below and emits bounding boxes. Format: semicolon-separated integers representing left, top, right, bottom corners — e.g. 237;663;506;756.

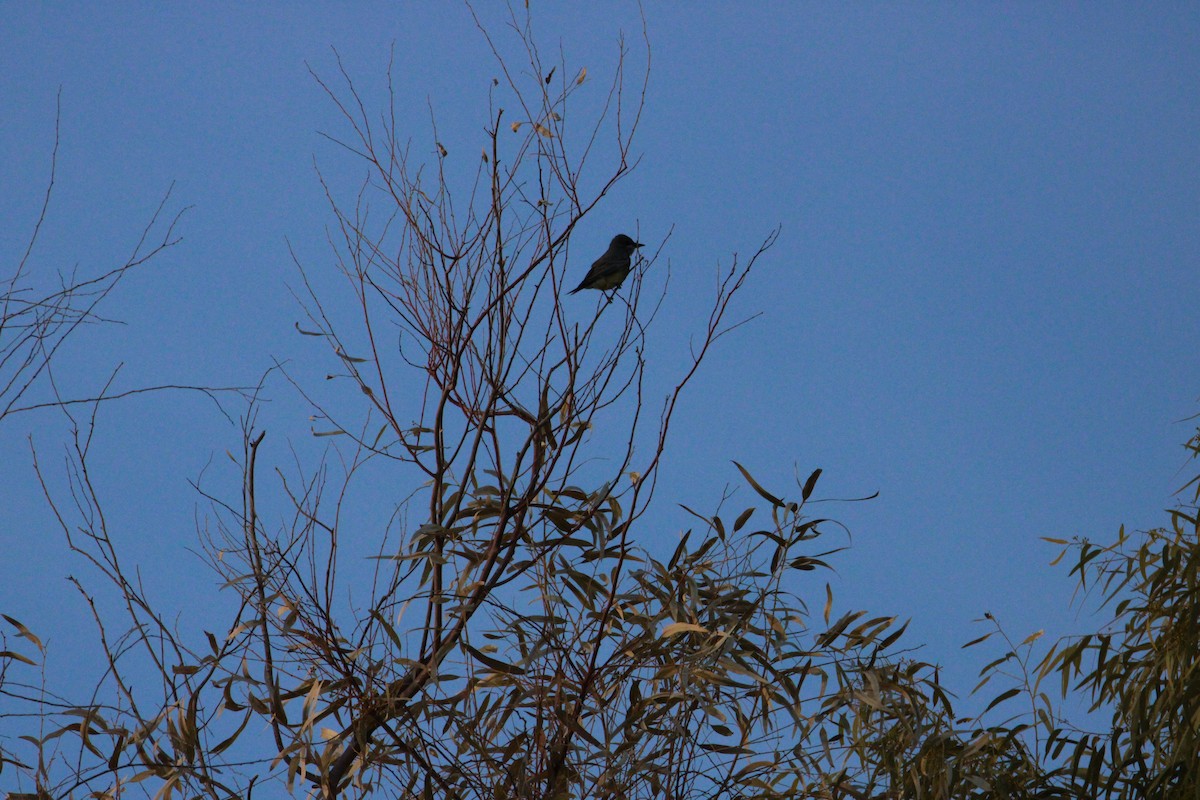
634;242;644;248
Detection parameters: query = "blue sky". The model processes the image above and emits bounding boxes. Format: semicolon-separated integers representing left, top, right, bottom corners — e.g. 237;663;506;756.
2;3;1198;711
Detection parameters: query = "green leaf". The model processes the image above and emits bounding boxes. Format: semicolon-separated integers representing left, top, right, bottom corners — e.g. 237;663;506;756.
962;631;996;649
336;349;368;363
464;643;525;675
294;321;326;336
801;468;822;501
733;507;754;532
732;461;783;506
984;687;1021;714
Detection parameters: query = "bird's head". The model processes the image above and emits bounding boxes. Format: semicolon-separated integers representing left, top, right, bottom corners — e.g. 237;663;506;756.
612;233;644;254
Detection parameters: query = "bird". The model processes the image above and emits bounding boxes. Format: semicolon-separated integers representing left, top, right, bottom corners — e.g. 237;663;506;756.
568;234;644;295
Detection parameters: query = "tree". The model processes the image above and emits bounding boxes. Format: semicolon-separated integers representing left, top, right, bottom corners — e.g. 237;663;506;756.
1;93;187;427
4;13;827;800
5;9;1199;800
1032;422;1200;799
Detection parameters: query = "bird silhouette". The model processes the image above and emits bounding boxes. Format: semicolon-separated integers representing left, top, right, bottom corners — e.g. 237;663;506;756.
568;234;644;295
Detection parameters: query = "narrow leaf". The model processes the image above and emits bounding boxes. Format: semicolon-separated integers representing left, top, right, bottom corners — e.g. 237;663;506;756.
801;468;822;501
732;461;782;506
662;622;708;638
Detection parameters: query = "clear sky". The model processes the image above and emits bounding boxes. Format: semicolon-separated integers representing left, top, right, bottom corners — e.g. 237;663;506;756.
2;3;1197;710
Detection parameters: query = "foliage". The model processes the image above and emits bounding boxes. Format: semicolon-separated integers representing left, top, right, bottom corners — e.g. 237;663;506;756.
1034;423;1200;799
3;9;1200;800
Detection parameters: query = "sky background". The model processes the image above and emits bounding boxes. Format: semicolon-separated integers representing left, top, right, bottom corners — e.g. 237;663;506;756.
2;3;1198;721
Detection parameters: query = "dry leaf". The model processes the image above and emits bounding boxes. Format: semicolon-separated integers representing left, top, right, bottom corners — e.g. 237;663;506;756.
662;621;708;638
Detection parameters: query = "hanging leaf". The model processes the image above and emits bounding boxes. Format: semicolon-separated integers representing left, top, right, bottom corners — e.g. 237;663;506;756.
733;461;783;506
294;321;326;336
2;616;43;650
336;349;367;364
0;650;36;666
464;643;525;675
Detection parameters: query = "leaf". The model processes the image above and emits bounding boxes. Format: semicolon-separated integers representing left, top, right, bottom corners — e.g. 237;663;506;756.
0;650;37;666
294;321;326;336
533;123;554;138
336;349;367;364
1020;629;1045;647
984;687;1021;714
370;424;388;449
699;743;753;755
668;530;691;569
962;631;996;649
465;643;525;675
2;616;43;650
107;733;126;770
210;710;252;756
551;486;589;502
732;461;782;506
511;121;523;133
877;619;910;650
662;622;708;638
576;67;587;84
801;468;822;501
312;429;347;437
818;610;868;646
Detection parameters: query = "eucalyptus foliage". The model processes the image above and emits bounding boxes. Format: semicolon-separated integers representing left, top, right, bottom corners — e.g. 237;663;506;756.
4;9;1199;800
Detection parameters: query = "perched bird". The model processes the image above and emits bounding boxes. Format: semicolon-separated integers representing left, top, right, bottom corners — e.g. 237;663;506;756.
568;234;644;295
